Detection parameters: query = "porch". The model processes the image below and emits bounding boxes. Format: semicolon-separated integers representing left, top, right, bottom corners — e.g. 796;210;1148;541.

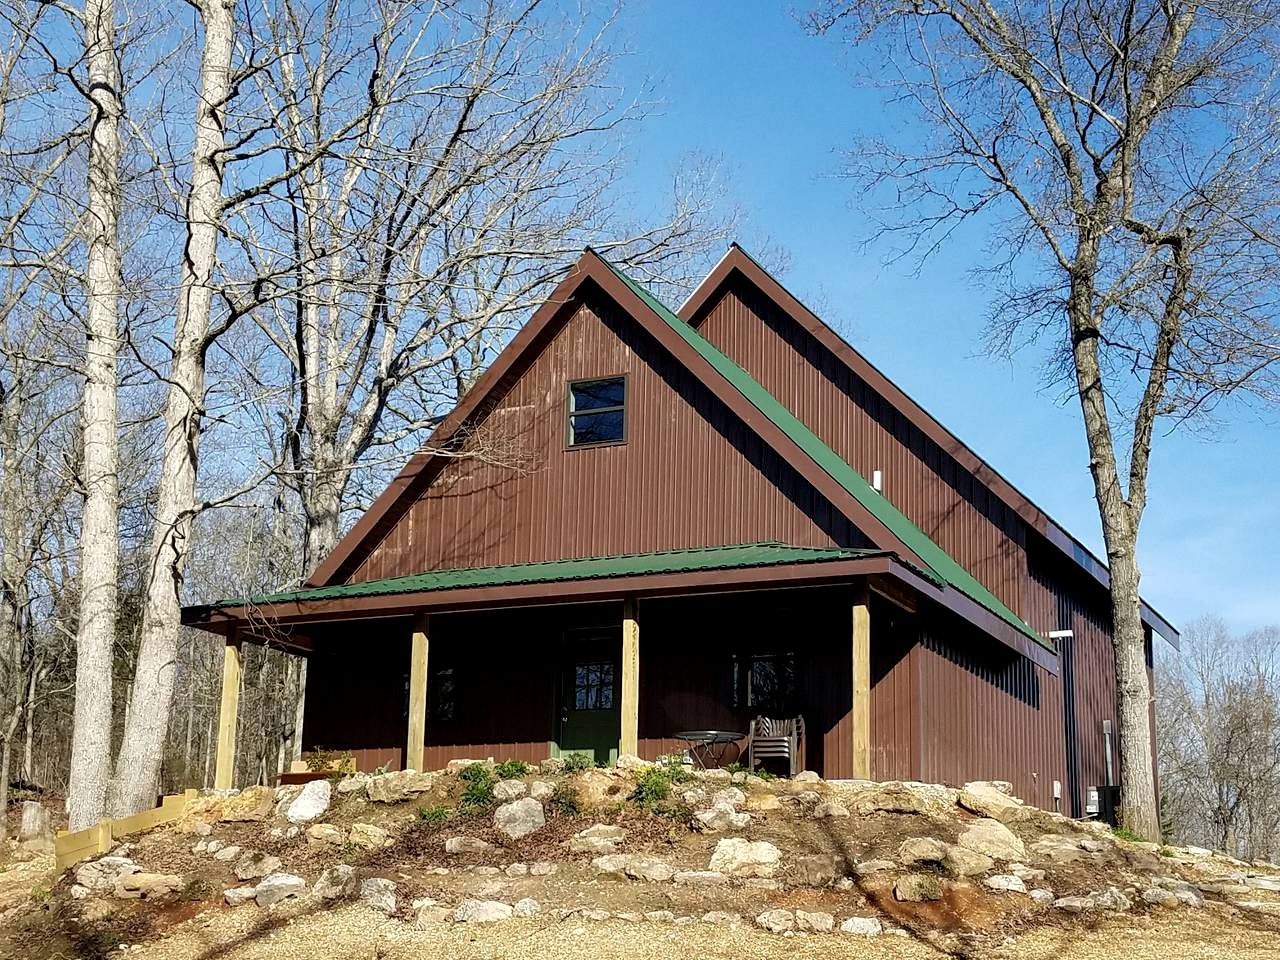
183;542;1053;788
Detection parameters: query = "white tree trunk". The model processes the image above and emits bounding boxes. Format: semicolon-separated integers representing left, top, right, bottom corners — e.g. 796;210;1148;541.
107;0;234;816
66;0;122;832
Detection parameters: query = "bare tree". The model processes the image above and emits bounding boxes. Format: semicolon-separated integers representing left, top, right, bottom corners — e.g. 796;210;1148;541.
809;0;1280;838
1157;616;1280;859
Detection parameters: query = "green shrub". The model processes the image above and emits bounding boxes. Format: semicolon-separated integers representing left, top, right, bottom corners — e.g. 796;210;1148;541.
494;759;530;780
562;752;595;773
1112;825;1146;843
417;804;451;827
459;762;495;808
631;767;673;808
723;761;746;776
551;780;581;816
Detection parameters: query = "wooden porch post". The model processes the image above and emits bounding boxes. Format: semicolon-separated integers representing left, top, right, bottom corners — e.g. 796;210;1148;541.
214;631;243;790
405;614;430;772
620;598;640;757
852;585;872;780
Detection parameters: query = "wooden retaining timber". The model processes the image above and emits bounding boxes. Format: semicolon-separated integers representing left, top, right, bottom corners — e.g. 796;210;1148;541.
54;789;199;872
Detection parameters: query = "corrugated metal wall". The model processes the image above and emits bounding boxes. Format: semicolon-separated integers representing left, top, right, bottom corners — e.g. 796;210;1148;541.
349;291;866;582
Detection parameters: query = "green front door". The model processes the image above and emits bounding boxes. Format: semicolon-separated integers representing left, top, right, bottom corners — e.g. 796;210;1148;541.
555;630;620;766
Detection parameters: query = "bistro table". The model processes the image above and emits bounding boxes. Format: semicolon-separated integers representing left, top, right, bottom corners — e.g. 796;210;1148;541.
673;730;745;770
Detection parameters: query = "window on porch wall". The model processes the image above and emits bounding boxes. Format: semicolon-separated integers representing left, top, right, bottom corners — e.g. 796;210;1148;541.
731;652;797;714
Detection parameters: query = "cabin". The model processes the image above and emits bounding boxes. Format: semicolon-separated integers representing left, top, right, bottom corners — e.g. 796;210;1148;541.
182;246;1178;817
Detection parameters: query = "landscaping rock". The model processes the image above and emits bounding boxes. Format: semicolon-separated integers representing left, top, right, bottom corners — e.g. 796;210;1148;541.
529;861;557;876
840;916;884;935
1079;838;1108;853
219;785;276;822
1009;862;1046;883
709;838;781;878
895;873;944;902
592;854;632;876
113;873;183;900
756;908;795;933
793;853;842;887
794;771;822;783
1029;888;1055;904
682;788;708;806
646;910;676;922
234;851;281;882
1031;835;1086;864
744;792;782;812
313;864;357;900
711;787;745;807
944;845;995;877
255;873;306;907
615;753;652;771
574;768;627;807
494;797;545;839
1053;895;1096;914
1142;886;1179;906
505;863;528;876
366;769;436;803
444;836;491;854
958;781;1032;823
307;823;344;845
899;837;948;866
796;910;835;933
984;874;1027;893
213;844;242;861
286;780;331;824
693;803;750;832
224;886;258;906
360;878;397;915
493;780;527;802
625;857;675;882
512;897;541;917
335;773;370;795
539;757;565;774
812;798;850;819
348;823;389;850
75;856;139;893
957;818;1025;860
528;780;554;800
1094;886;1133;911
454;898;513;922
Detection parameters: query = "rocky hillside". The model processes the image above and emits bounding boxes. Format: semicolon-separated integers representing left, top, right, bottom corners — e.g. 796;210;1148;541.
5;758;1280;958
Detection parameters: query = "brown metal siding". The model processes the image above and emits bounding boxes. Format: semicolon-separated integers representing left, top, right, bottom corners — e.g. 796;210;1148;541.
696;279;1028;617
349;292;866;582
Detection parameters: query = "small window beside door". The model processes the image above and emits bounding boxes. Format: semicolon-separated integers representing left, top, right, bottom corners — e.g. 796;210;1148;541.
574;661;615;709
731;652;797;713
567;376;625;447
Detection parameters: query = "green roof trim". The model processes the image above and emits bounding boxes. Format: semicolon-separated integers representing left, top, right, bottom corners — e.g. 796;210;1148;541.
213;543;894;608
604;257;1048;651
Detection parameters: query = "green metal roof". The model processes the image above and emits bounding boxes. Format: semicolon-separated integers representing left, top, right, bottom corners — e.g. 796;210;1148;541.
213;543;894;607
605;258;1048;651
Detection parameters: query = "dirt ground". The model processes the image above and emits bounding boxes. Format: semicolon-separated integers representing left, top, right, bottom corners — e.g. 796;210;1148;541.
20;899;1275;960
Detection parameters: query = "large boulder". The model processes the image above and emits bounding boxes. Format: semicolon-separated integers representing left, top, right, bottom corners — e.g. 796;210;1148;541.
366;770;436;803
709;838;781;878
313;864;357;900
75;856;139;893
943;845;995;877
494;797;544;839
307;823;344;845
796;910;835;933
957;818;1025;860
624;857;675;882
899;837;949;866
286;779;332;824
220;785;276;822
255;873;306;907
756;909;795;933
113;873;183;900
845;781;955;816
693;803;750;832
840;916;884;935
958;781;1033;823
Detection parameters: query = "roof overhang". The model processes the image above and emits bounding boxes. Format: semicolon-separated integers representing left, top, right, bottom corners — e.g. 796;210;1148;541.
182;551;1059;674
680;244;1180;649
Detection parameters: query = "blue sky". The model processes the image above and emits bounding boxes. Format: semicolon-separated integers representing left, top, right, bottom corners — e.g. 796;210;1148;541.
607;1;1278;635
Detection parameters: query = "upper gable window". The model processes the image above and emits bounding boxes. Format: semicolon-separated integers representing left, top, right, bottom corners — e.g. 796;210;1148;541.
567;376;626;447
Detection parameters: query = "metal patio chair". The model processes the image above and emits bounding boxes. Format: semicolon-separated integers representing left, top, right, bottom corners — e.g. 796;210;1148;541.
746;715;805;777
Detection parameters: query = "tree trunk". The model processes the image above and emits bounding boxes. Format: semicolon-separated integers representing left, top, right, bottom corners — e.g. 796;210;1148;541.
0;734;10;842
67;0;122;832
1067;264;1161;840
107;0;234;816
